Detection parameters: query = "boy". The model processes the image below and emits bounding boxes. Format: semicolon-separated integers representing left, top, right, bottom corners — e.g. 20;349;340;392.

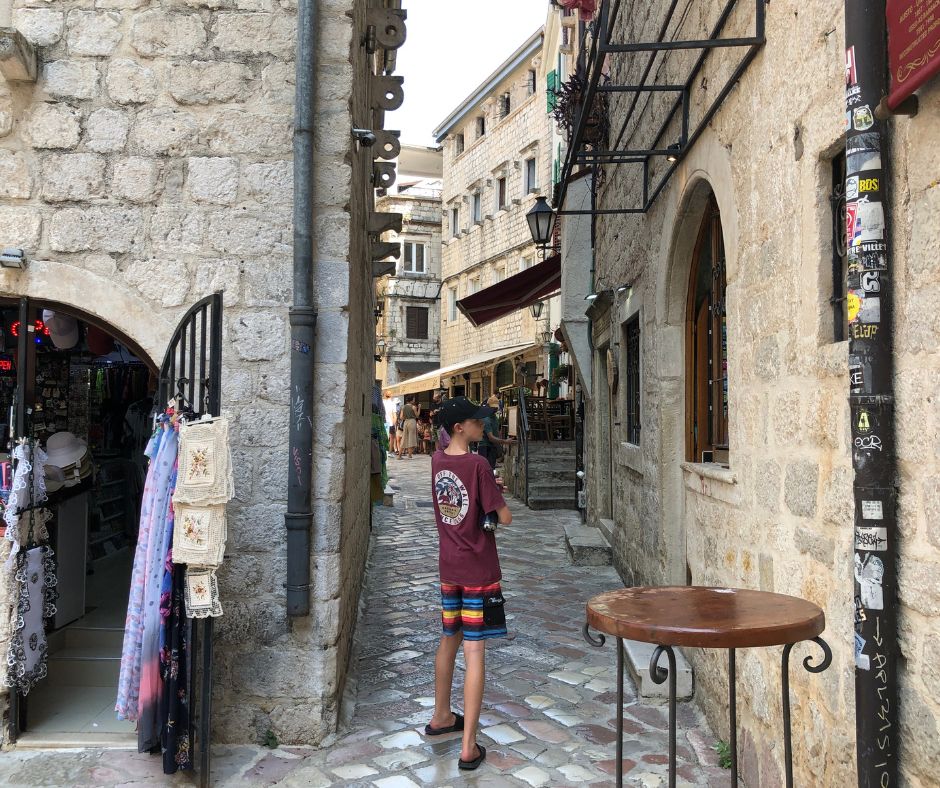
424;396;512;771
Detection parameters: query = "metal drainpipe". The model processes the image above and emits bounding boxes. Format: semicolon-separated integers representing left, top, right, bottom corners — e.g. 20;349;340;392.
845;2;898;784
286;0;319;618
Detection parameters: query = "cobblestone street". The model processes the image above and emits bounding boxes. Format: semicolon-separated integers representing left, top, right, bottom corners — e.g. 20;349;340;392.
0;454;727;786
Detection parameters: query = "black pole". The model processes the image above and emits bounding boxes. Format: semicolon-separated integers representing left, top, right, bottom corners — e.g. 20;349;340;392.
845;4;898;786
286;0;319;617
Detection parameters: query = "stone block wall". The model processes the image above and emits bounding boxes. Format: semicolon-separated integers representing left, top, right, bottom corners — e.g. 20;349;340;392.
0;0;376;749
584;1;940;785
439;41;552;366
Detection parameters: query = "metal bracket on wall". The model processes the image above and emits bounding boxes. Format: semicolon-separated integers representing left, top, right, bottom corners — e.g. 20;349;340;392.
373;161;397;190
369;212;403;236
364;9;407;54
371;75;404;112
373;130;402;161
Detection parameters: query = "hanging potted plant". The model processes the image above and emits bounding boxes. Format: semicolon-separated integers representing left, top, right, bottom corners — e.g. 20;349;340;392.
552;363;571;383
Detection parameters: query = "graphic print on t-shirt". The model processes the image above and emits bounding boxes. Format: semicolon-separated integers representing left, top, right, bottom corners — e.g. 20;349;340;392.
434;469;469;525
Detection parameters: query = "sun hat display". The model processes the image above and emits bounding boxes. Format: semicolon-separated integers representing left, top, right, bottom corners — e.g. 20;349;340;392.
44;465;66;493
44;432;88;469
41;310;79;351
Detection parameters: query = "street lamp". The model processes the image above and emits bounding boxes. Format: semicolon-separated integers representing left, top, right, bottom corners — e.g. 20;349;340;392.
375;337;386;359
529;300;545;320
526;196;555;259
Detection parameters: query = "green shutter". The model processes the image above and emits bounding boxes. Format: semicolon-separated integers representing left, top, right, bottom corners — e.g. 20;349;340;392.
547;70;559;113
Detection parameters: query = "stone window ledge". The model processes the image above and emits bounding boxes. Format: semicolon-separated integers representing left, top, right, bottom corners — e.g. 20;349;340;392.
617;441;643;475
680;462;740;505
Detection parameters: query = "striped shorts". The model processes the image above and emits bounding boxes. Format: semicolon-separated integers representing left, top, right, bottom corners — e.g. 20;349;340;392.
441;582;507;641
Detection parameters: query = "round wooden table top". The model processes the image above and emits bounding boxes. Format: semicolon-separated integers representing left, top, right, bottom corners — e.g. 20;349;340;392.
586;586;825;649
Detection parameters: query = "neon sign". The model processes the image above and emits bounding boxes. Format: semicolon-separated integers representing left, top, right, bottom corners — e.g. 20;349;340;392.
10;320;50;339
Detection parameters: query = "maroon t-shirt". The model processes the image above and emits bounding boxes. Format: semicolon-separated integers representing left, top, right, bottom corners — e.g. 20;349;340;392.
431;449;506;585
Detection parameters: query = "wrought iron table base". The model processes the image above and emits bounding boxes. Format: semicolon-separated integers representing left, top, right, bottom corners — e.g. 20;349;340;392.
582;624;832;788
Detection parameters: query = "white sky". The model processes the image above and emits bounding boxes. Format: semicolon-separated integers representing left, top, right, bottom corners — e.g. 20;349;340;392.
388;0;548;148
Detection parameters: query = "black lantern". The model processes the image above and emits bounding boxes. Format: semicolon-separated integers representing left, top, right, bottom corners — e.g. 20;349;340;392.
526;196;555;250
529;300;545;320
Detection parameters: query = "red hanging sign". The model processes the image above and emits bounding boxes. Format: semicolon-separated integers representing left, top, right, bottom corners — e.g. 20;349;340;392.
887;0;940;108
559;0;597;21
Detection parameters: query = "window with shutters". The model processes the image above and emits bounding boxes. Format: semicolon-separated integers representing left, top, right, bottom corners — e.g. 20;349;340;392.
527;69;537;96
686;195;729;465
401;241;427;274
496;177;507;210
525;157;537;193
405;306;429;339
499;92;511;118
547;70;560;112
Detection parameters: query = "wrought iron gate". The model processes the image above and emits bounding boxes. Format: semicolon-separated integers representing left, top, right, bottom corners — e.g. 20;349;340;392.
158;293;223;788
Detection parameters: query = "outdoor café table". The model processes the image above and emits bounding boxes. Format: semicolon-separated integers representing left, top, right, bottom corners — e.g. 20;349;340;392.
583;587;832;788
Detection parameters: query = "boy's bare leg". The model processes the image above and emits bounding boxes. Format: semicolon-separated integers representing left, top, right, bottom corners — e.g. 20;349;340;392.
430;632;463;729
460;639;485;761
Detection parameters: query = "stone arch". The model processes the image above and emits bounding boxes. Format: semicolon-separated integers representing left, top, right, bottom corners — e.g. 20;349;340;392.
0;260;176;368
651;129;738;584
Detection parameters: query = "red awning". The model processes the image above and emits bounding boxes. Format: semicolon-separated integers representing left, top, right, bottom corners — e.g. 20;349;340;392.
456;253;561;328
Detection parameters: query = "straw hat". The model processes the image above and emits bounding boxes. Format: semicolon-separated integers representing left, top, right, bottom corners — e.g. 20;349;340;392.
45;431;88;469
42;310;79;350
487;395;500;408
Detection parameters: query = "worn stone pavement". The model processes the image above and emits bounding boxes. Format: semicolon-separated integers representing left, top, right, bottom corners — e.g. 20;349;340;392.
0;454;728;787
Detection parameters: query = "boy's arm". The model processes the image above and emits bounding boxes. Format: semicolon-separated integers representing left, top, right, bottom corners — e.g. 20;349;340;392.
495;504;512;525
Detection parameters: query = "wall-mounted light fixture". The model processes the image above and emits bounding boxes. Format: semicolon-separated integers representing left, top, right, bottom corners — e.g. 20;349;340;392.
665;143;682;163
526;196;555;260
529;300;545;319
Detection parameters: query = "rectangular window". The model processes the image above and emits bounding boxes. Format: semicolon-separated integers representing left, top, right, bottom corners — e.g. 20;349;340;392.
448;287;457;322
525;157;537;193
527;70;537;96
405;306;429;339
401;241;427;274
625;316;641;444
494;266;505;284
496;177;507;210
500;92;511;118
472;192;482;223
469;277;480;294
450;207;459;237
520;255;534;272
455;133;465;155
830;151;848;342
476;116;485;138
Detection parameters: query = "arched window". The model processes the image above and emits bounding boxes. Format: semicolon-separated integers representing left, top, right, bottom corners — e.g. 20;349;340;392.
686;196;729;464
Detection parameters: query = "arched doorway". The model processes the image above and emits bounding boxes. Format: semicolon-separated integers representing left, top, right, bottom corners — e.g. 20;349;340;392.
0;296;158;745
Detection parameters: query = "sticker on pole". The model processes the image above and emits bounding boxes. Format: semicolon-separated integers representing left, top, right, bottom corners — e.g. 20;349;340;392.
861;499;884;520
855;527;888;552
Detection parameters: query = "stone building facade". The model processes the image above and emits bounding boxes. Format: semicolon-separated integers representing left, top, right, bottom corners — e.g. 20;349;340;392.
571;2;940;786
435;27;553;376
375;144;442;389
0;0;391;749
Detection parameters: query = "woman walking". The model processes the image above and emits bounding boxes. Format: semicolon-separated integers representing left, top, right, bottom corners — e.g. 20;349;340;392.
399;398;419;459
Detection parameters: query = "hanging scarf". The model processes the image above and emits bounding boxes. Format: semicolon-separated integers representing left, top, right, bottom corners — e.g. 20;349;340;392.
4;545;57;694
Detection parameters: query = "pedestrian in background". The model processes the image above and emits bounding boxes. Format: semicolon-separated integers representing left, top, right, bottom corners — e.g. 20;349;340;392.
424;396;511;771
399;398;419;459
478;395;514;470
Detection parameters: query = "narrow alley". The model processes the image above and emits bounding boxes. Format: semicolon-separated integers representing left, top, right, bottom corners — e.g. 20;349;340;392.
0;455;726;787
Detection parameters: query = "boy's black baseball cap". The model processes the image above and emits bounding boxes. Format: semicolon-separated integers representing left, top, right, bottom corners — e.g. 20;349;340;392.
438;396;496;431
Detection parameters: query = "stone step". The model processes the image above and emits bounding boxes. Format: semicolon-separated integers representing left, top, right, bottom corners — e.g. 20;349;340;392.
46;651;121;687
563;523;612;566
622;639;694;700
528;481;577;496
528;494;578;511
63;626;124;652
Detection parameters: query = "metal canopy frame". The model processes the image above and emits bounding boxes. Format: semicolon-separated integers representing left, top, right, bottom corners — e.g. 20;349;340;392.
555;0;766;216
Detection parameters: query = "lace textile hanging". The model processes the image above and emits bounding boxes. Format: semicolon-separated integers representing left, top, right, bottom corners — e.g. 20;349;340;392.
4;545;58;694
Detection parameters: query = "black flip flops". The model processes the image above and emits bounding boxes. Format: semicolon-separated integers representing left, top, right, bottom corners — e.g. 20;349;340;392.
424;712;464;736
458;744;486;771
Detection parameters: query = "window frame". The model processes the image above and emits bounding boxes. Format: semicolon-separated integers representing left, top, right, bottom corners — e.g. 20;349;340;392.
496;177;507;211
448;287;458;322
401;240;427;275
527;69;537;96
685;196;729;465
450;206;459;237
472;192;482;224
624;315;641;445
455;133;465;155
525;157;537;193
476;116;486;138
405;305;429;339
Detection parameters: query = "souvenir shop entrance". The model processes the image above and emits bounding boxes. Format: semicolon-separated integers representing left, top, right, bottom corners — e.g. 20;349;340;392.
2;295;222;786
